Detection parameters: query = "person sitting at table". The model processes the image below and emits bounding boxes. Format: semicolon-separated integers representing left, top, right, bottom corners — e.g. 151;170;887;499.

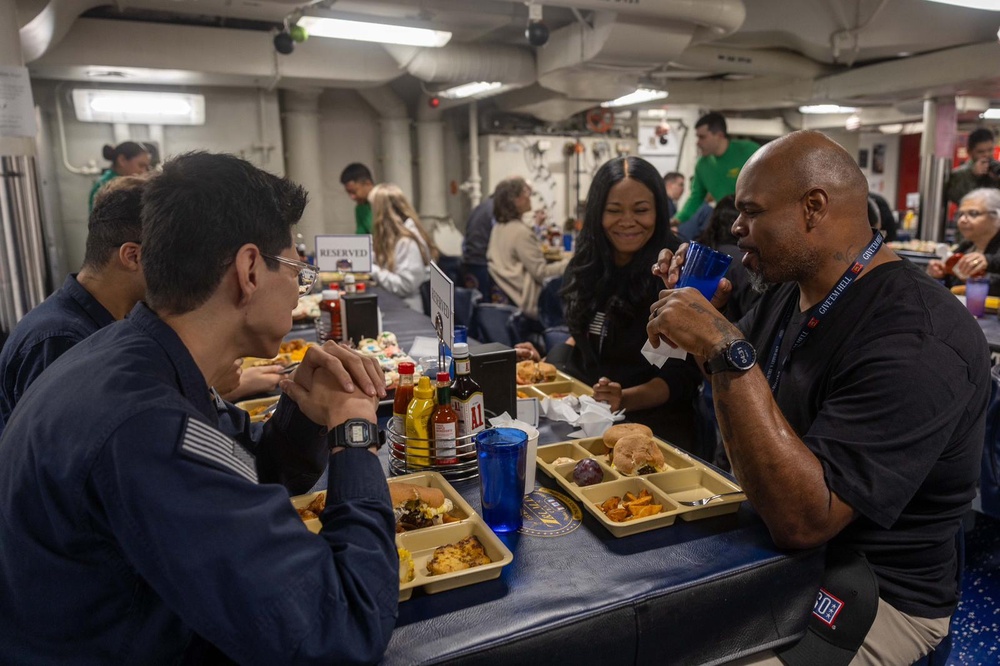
648;130;987;665
550;156;702;453
927;187;1000;295
370;182;439;311
487;176;569;322
0;175;149;436
0;152;398;664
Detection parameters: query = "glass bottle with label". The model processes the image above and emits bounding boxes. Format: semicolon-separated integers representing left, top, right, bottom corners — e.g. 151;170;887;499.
392;362;416;441
317;289;342;342
451;343;485;438
343;273;357;294
432;372;459;465
405;375;436;468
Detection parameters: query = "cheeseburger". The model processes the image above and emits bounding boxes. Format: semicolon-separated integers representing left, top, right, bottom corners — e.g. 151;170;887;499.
611;434;667;476
391;482;455;532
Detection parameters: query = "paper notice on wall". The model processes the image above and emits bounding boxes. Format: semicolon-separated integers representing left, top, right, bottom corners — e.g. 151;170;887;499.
0;66;37;139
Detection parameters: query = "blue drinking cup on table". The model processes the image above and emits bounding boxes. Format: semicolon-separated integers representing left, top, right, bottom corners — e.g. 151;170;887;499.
475;428;528;533
965;277;990;318
676;241;734;300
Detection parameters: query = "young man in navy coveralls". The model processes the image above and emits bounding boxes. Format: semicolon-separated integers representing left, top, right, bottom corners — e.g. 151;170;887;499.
649;131;988;665
0;153;398;664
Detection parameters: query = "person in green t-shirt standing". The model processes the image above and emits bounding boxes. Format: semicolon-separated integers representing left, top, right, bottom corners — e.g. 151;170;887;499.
672;112;759;227
88;142;151;212
339;163;375;235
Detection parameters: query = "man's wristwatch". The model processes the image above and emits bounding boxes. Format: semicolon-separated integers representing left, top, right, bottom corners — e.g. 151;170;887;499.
703;339;757;375
330;419;383;450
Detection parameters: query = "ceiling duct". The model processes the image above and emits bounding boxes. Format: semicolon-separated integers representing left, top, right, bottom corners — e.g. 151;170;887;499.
670;45;830;80
19;0;106;63
382;43;535;86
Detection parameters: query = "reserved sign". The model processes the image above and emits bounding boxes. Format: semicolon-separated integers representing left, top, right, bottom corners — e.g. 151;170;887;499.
429;261;454;351
314;235;373;272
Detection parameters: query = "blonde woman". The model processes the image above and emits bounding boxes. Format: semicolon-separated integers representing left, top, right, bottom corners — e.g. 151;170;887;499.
370;183;439;309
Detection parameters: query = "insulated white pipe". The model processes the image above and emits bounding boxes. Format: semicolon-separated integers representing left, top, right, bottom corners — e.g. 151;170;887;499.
467;102;481;208
358;86;414;201
416;97;448;221
281;88;327;244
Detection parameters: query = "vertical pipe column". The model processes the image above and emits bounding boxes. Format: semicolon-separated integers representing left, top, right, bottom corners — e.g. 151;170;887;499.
1;0;47;335
467;102;481;208
358;86;414;200
917;97;954;242
416;96;447;225
281;88;326;252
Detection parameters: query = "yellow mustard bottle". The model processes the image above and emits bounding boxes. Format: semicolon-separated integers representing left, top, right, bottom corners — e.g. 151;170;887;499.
405;375;436;468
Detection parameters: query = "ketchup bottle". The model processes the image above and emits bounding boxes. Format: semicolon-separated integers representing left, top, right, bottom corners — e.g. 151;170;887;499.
318;289;342;342
393;362;416;442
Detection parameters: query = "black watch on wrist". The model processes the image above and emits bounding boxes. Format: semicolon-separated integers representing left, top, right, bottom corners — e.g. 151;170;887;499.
703;339;757;375
330;419;383;450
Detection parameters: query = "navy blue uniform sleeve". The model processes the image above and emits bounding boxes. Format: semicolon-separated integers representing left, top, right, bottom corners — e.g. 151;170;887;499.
90;410;397;665
6;335;80;407
217;394;328;494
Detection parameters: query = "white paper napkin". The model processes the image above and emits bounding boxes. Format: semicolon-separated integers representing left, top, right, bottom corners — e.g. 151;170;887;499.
641;339;688;368
538;394;624;438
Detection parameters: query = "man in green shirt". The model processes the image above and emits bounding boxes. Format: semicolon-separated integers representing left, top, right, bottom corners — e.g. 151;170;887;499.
339;163;375;235
672;112;759;225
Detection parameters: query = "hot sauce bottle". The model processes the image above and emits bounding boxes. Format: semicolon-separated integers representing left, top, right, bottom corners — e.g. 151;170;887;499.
392;362;416;445
451;343;485;438
432;372;459;466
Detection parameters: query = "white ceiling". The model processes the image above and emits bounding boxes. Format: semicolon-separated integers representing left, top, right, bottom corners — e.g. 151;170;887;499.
16;0;1000;125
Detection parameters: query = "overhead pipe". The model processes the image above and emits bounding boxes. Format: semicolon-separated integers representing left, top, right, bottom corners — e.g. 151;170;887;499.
670;45;830;80
383;43;535;85
19;0;105;63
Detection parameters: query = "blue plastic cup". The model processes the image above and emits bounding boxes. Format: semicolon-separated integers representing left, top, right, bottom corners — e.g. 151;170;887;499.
475;428;527;533
677;241;734;300
454;325;468;344
966;277;990;318
563;233;574;252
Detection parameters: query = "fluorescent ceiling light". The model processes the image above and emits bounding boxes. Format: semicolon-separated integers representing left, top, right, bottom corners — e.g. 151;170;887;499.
799;104;858;114
845;114;862;131
924;0;1000;10
298;16;451;47
601;88;668;108
72;89;205;125
982;108;1000;119
438;81;505;100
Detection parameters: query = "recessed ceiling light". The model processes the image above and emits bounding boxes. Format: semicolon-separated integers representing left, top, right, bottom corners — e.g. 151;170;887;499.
601;88;668;108
72;90;205;125
982;109;1000;119
896;51;912;57
438;82;506;100
799;105;858;114
924;0;1000;10
298;15;451;48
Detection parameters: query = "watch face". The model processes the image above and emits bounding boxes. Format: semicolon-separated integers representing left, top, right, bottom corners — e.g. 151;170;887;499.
728;340;756;370
348;423;367;444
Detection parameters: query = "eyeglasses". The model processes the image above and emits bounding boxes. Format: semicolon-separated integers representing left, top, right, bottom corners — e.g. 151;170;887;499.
956;210;990;220
262;253;318;295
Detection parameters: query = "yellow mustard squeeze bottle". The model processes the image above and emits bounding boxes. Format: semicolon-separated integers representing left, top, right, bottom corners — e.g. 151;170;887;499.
405;375;436;467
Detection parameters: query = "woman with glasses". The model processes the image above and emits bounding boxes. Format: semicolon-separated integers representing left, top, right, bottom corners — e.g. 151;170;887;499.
369;183;439;310
927;188;1000;294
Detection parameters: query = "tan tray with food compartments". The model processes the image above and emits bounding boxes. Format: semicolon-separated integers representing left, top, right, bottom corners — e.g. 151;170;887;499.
517;371;594;399
536;436;745;537
235;396;280;423
290;471;514;601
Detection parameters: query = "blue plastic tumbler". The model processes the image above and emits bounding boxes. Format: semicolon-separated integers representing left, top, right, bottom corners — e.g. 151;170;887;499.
475;428;528;533
676;241;734;300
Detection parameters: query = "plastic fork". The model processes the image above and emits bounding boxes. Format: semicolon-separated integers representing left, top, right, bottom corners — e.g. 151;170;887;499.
678;491;745;507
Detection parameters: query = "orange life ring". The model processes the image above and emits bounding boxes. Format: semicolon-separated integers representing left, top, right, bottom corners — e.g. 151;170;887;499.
586;108;614;134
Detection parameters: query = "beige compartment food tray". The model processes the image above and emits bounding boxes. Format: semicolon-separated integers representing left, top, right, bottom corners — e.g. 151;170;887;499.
290;471;513;601
518;371;594;398
536;436;745;537
235;396;280;423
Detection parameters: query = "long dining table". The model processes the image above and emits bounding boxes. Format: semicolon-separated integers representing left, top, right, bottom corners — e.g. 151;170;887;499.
380;419;823;666
290;286;825;665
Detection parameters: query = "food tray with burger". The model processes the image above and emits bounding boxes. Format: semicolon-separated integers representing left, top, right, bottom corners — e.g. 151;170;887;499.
516;362;594;397
290;471;513;600
536;423;746;537
242;339;317;370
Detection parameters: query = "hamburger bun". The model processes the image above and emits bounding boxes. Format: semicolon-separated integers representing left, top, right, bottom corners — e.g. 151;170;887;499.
537;362;557;382
389;482;446;509
602;423;653;454
612;434;665;476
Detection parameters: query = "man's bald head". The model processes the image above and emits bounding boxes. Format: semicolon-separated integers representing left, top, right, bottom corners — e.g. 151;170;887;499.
742;130;870;232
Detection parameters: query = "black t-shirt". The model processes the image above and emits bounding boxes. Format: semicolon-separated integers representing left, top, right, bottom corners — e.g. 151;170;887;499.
738;260;989;618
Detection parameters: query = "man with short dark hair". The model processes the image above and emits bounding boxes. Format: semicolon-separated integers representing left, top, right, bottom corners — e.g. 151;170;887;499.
340;162;375;234
946;127;999;205
0;152;398;664
650;130;987;664
673;111;758;227
663;171;684;220
0;176;148;434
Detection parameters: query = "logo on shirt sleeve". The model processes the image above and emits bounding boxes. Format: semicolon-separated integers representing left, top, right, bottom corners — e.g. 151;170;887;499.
180;417;258;483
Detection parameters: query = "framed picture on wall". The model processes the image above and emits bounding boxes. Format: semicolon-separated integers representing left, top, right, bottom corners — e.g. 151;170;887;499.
858;149;869;169
872;144;886;174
